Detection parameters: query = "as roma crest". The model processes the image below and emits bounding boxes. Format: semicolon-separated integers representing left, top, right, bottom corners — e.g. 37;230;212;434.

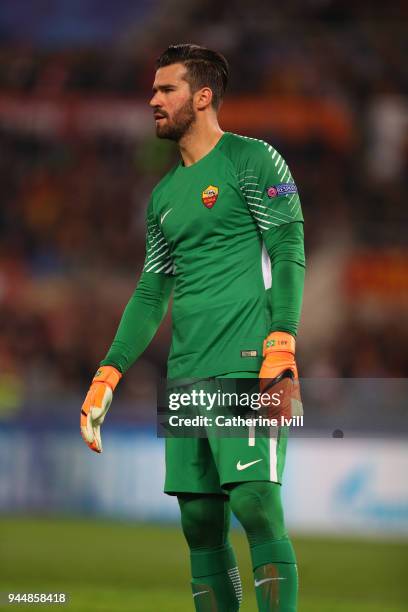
202;185;219;209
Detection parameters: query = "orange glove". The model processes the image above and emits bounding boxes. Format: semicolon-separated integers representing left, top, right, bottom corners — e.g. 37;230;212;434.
80;366;122;453
259;331;302;420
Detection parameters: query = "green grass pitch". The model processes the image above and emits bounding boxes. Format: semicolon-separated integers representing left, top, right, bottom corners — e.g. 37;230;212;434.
0;517;406;611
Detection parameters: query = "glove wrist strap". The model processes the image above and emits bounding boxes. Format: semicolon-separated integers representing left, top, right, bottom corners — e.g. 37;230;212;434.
92;366;122;391
263;331;296;357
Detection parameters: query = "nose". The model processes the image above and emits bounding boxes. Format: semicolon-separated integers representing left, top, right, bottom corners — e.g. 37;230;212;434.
150;92;160;107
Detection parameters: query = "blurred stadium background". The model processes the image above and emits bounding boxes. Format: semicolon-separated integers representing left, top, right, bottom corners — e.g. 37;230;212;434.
0;1;407;610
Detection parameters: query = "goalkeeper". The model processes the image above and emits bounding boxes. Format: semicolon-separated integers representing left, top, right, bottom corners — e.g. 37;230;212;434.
81;44;305;612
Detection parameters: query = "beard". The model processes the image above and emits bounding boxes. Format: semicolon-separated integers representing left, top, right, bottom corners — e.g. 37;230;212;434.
155;97;196;142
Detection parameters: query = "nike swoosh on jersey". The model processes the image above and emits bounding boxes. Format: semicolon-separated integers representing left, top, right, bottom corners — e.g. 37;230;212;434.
255;577;287;587
160;208;173;224
236;458;263;471
192;590;209;598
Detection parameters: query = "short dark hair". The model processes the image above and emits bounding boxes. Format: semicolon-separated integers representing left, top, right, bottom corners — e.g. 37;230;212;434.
156;44;229;109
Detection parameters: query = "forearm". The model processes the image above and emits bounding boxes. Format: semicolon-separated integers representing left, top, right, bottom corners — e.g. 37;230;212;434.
100;271;174;373
263;222;306;337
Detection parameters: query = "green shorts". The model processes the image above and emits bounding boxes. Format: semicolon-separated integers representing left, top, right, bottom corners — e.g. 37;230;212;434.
164;373;288;495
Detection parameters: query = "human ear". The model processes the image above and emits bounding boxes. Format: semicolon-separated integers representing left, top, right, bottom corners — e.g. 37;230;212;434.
195;87;213;110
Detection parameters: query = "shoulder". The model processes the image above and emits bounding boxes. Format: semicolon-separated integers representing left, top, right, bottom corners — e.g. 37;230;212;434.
146;164;179;220
151;164;179;201
219;132;279;166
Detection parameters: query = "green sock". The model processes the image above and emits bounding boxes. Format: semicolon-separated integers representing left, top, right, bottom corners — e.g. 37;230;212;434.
229;481;298;612
190;545;242;611
251;539;298;612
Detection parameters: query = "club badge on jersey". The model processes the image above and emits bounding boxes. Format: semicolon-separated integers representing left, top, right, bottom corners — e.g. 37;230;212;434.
202;185;219;208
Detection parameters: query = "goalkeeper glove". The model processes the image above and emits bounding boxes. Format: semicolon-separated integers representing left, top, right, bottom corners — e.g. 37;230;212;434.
80;366;122;453
259;331;302;419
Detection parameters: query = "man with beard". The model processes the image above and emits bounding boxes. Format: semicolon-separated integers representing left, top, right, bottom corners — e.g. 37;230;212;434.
80;44;305;612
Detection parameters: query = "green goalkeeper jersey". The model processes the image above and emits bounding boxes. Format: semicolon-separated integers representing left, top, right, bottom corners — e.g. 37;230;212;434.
143;132;303;379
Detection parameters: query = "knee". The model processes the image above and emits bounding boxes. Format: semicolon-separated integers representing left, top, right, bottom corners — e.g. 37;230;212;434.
229;482;286;541
229;482;267;530
178;494;229;550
